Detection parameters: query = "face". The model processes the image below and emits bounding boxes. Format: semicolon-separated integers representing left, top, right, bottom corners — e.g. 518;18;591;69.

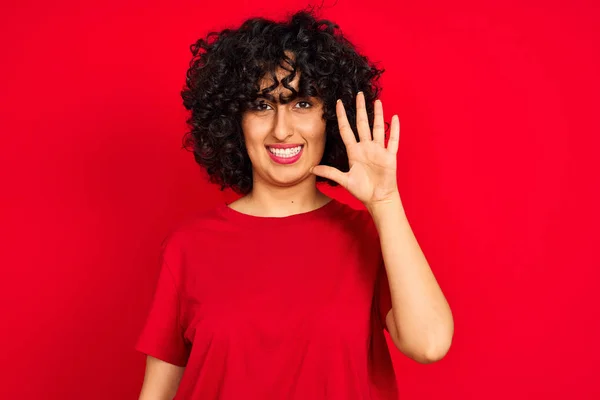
241;65;326;189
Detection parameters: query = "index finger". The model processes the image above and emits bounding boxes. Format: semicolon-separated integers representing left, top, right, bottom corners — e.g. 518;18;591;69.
336;99;357;148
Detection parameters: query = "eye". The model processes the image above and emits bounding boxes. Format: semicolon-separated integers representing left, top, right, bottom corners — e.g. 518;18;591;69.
295;101;312;109
254;101;272;111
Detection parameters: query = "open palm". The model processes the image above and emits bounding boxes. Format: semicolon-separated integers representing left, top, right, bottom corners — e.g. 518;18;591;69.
312;92;401;207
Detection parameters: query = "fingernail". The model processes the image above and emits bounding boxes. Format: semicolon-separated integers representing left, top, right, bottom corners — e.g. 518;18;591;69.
337;99;341;103
357;91;363;96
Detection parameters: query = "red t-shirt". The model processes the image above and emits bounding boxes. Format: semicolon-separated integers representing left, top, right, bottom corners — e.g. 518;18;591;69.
135;198;397;399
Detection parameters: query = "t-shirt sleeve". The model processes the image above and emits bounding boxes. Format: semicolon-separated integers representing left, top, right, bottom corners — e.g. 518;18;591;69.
135;246;190;367
375;261;393;331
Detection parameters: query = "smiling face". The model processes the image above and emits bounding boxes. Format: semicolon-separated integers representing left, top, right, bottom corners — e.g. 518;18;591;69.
241;64;327;189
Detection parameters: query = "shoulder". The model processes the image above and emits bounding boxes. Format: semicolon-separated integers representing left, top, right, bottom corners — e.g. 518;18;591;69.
334;200;378;233
158;204;226;262
330;200;382;265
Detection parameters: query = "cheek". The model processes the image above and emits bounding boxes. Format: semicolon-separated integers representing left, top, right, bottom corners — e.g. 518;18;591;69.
314;128;328;150
299;118;327;143
241;119;266;150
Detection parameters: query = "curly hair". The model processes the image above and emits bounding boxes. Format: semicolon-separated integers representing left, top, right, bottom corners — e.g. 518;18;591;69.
181;8;385;195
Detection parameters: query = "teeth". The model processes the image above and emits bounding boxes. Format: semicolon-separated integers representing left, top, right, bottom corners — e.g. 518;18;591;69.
268;146;302;158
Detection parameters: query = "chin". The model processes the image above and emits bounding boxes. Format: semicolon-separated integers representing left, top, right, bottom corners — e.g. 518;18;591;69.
267;168;312;186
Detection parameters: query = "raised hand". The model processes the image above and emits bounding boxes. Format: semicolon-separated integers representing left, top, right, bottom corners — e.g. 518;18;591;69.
311;92;401;208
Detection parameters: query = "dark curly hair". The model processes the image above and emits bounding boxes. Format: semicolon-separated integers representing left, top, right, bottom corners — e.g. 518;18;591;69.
181;8;385;195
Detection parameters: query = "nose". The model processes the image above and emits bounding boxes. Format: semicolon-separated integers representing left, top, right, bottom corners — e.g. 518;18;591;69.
273;106;293;141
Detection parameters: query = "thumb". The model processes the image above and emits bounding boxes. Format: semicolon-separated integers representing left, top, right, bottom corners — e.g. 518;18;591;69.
311;165;347;188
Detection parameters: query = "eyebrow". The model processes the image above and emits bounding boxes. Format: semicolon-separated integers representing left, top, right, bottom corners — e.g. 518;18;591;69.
255;93;312;104
256;93;286;102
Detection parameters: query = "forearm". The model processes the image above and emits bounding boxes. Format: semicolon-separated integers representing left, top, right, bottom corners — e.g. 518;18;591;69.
368;193;454;362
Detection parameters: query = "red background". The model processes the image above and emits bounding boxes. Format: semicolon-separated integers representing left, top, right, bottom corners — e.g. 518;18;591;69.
1;0;598;399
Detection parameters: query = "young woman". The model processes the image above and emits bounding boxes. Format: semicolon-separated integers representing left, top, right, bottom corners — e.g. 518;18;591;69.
136;9;453;400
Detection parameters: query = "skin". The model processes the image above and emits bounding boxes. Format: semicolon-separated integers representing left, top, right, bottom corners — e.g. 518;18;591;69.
138;356;184;400
139;56;454;399
229;60;331;216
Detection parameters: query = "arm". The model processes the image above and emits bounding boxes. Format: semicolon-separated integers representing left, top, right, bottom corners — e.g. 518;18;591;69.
368;193;454;364
310;93;454;363
138;356;185;400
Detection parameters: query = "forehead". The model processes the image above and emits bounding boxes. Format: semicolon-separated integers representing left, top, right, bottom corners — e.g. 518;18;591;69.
256;49;301;95
256;67;301;96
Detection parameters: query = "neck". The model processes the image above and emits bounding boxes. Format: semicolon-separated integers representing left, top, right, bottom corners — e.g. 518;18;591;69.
237;174;331;217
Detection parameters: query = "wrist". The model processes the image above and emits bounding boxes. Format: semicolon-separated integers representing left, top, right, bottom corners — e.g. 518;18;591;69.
366;192;404;218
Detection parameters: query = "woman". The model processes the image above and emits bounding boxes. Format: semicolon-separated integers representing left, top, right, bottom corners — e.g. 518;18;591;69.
136;9;454;400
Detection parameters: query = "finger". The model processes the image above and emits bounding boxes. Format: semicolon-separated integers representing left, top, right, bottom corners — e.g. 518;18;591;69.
356;92;371;142
336;99;357;148
388;115;400;154
311;165;348;188
373;99;385;145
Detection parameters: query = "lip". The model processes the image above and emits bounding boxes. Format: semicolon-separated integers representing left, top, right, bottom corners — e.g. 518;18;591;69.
266;145;304;165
